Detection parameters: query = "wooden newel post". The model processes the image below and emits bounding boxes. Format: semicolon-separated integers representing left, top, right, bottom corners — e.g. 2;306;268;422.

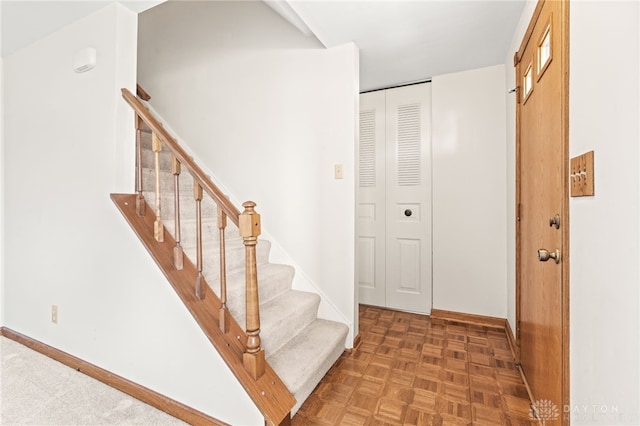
240;201;265;380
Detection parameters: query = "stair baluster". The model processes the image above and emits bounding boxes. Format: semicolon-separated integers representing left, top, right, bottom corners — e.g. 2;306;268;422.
135;115;146;216
194;182;205;300
152;133;164;242
218;208;229;333
240;201;265;380
172;156;184;270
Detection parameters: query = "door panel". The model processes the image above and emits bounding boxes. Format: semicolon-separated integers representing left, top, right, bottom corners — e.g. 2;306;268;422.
358;91;386;306
385;84;432;314
516;0;569;418
357;237;376;290
397;238;420;292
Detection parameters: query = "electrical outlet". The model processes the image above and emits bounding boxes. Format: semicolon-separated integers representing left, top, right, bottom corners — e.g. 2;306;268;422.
334;163;344;180
51;305;58;324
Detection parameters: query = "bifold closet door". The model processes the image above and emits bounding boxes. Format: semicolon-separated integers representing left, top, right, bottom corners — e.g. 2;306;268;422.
384;84;432;314
357;90;386;307
357;83;432;314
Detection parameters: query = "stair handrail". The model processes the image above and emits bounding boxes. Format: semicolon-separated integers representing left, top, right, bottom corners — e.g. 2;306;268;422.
136;84;151;101
122;88;241;224
121;87;265;380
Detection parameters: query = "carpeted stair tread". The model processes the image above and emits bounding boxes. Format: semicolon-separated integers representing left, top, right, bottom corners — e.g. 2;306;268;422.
237;290;320;357
183;240;271;278
142;191;218;221
141;148;174;170
162;218;243;249
142;167;197;194
223;263;295;318
267;319;348;414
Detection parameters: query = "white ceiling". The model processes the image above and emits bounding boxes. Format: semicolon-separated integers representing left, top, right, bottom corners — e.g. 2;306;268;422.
1;0;526;92
0;1;163;57
290;1;527;91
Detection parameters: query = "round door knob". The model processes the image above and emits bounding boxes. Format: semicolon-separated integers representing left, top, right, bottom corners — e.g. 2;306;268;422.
538;248;561;264
404;209;412;217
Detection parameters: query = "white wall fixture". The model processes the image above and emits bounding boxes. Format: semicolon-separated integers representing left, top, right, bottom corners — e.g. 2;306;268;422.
72;47;96;73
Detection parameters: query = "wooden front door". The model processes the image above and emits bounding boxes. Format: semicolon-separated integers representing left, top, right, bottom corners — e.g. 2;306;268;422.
515;0;569;421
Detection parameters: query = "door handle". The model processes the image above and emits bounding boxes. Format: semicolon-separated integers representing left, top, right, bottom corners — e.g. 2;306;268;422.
404;209;412;217
538;248;561;264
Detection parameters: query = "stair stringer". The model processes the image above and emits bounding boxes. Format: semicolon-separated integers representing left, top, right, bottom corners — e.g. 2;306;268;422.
142;102;355;346
111;193;296;425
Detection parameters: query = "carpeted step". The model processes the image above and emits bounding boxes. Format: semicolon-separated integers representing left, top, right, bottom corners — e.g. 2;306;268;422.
141;147;174;170
140;133;198;175
267;319;348;415
223;263;295;320
234;290;321;357
162;217;242;248
142;167;197;195
183;239;271;279
142;191;219;221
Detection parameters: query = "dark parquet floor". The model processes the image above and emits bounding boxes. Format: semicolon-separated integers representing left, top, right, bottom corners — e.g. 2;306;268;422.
292;305;538;425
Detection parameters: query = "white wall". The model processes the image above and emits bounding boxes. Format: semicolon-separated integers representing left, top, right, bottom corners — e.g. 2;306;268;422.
431;64;508;318
0;2;4;326
504;0;537;334
569;2;639;424
3;5;262;425
138;1;358;343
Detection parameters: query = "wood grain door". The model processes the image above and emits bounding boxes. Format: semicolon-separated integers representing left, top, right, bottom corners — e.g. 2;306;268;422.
516;0;569;420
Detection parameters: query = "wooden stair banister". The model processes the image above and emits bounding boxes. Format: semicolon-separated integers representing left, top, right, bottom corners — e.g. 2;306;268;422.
111;194;294;425
134;115;146;216
240;202;265;380
119;87;291;423
151;133;165;242
171;155;184;270
136;83;151;101
122;88;241;225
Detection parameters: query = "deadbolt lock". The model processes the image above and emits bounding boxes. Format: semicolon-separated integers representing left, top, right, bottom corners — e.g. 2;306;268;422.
549;214;561;229
538;248;561;264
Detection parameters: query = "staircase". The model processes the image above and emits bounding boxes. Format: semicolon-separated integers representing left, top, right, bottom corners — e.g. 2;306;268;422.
113;88;348;423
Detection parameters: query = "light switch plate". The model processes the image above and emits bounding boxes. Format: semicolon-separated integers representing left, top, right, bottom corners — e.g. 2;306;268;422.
334;164;344;180
570;151;594;197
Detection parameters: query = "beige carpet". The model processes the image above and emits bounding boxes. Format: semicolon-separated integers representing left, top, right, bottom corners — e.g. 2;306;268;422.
0;336;186;425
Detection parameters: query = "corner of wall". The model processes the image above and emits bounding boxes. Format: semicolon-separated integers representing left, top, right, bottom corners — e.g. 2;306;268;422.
0;54;4;327
113;3;137;193
351;41;360;343
0;0;5;326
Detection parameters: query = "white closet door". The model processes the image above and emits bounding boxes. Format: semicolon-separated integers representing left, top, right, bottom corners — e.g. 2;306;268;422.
357;91;386;307
385;84;432;314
